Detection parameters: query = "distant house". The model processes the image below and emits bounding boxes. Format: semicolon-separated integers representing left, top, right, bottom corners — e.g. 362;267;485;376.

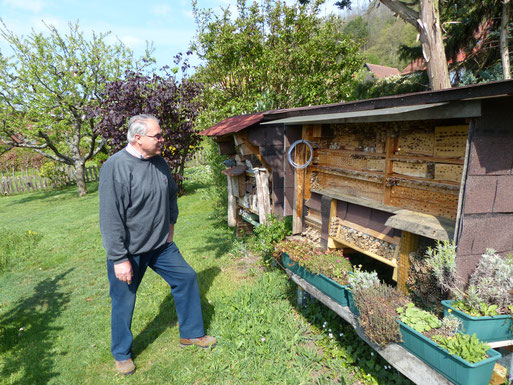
364;63;401;80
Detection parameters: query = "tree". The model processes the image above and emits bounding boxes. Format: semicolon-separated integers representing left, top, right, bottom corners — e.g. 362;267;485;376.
191;0;362;125
91;61;204;194
0;21;138;196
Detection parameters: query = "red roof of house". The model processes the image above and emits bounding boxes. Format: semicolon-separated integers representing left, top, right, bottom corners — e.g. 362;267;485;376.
365;63;401;79
200;113;263;137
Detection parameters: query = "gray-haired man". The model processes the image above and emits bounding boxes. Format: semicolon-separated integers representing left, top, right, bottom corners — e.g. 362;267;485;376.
99;114;216;375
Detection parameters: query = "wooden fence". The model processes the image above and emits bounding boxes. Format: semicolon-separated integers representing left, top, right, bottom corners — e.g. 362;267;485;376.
186;150;207;168
0;165;100;196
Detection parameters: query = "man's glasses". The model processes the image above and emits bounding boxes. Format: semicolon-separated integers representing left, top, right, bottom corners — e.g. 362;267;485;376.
142;133;164;140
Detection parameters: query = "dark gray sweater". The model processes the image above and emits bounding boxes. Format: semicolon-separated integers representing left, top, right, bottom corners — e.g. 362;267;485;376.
99;149;179;263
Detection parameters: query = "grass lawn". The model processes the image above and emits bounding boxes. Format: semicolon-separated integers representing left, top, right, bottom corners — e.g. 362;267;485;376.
0;169;411;385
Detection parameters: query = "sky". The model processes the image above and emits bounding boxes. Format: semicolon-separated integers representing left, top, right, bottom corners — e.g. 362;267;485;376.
0;0;368;71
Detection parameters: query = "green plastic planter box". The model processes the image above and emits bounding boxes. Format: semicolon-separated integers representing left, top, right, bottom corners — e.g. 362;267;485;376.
398;321;501;385
282;253;350;307
346;288;359;315
442;300;513;343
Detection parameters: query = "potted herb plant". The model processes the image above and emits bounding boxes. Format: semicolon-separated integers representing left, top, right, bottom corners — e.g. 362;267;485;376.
275;239;353;306
352;279;409;347
440;249;513;343
397;303;501;385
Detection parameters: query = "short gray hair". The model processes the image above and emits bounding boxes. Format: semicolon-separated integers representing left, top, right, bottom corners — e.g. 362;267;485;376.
127;114;160;143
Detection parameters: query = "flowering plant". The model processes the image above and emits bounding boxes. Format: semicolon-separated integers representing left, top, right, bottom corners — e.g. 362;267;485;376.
274;239;352;285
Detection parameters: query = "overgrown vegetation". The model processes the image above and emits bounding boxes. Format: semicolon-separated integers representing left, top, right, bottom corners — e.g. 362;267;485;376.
0;228;42;273
248;214;291;264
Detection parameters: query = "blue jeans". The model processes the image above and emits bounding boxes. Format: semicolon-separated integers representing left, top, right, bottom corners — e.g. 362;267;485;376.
107;241;205;361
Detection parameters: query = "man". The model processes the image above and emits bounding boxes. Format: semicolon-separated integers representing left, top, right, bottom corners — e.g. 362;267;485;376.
99;114;216;376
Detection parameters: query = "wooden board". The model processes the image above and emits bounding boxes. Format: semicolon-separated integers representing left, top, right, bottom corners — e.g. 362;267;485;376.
393;161;429;178
367;158;385;171
397;130;434;156
434;125;468;158
390;185;458;219
316;172;383;203
434;164;463;183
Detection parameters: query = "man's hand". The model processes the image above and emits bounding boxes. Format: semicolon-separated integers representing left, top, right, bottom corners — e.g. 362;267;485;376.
114;260;133;284
167;224;174;243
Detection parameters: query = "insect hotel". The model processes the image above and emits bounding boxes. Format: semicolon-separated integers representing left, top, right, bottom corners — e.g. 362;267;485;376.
202;80;513;288
202;79;513;385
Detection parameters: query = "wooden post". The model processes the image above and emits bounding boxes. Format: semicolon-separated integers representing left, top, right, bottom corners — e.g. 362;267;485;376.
227;176;237;227
398;231;419;293
255;168;271;224
383;136;395;205
293;127;307;234
327;199;338;249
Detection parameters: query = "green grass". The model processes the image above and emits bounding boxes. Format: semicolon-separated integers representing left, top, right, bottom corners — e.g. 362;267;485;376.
0;170;411;384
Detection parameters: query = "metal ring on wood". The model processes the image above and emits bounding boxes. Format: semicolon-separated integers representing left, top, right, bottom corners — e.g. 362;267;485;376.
287;139;313;169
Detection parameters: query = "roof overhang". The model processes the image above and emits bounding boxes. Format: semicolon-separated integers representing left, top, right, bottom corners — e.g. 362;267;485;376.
262;100;481;125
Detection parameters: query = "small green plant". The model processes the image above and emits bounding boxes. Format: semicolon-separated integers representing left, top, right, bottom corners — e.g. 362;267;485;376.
248;214;291;263
431;315;462;339
397;303;441;333
354;282;409;347
451;300;499;317
348;265;380;292
432;333;490;364
274;239;352;285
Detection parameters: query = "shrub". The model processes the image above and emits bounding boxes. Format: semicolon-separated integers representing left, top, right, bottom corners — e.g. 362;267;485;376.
248;214;291;263
39;160;69;188
354;283;409;346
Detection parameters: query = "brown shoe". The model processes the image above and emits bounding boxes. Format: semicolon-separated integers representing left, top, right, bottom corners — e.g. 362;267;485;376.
179;335;217;349
116;358;136;375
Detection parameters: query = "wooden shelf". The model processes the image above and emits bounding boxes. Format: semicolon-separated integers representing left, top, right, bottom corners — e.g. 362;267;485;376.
310;165;384;182
316;148;386;158
330;237;398;269
390;154;464;165
387;173;460;189
285;271;452;385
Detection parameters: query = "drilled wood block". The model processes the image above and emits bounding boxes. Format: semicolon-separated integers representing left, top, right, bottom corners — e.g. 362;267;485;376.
393;161;429;178
398;130;434;156
366;158;385;171
317;173;383;202
434;125;468;158
434;164;463;183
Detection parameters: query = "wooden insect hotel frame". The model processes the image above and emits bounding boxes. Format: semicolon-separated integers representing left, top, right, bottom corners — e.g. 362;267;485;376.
201;80;513;287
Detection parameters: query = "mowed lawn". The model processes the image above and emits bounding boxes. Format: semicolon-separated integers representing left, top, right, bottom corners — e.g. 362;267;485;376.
0;173;411;385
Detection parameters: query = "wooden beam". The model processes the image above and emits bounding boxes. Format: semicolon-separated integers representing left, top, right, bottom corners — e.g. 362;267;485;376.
383;136;395;205
227;176;237;227
293;127;307;234
255;168;271;224
397;231;418;293
331;238;398;270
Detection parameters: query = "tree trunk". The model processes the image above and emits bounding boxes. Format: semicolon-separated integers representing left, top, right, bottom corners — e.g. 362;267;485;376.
419;0;451;90
75;161;88;197
501;0;511;80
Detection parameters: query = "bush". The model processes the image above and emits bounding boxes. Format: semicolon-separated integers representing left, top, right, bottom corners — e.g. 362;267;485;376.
248;214;291;263
39;160;69;188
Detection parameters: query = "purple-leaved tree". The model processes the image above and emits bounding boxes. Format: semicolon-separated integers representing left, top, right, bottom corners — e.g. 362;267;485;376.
91;58;204;193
